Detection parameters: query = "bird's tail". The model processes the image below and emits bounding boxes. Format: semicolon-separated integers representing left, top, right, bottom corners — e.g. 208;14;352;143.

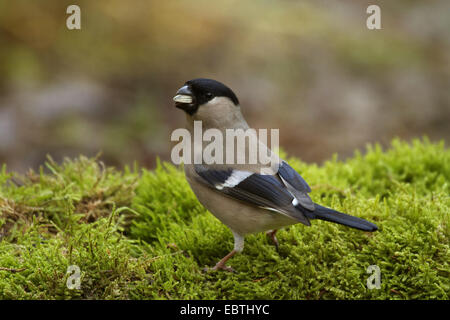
297;203;378;232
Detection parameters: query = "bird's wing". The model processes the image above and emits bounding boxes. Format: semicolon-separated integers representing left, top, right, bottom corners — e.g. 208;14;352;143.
193;164;311;226
276;160;315;211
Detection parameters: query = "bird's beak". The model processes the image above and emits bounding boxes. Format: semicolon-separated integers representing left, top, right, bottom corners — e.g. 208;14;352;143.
173;85;193;105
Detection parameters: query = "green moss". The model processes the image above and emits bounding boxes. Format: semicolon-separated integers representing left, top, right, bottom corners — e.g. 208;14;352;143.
0;138;449;299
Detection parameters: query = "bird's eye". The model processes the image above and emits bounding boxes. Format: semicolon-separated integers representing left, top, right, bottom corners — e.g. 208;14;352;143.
206;92;213;98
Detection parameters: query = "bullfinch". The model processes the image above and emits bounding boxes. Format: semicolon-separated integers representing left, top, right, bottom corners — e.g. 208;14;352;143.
173;78;378;271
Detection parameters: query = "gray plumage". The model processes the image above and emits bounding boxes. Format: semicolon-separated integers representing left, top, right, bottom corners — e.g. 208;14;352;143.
173;78;378;271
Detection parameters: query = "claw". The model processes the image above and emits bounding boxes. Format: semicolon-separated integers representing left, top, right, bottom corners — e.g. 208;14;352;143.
210;264;235;272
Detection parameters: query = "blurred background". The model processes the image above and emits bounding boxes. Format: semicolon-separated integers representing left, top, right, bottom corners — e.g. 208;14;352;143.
0;0;449;172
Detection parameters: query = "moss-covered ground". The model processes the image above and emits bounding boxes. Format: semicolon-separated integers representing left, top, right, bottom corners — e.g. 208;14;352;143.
0;138;448;299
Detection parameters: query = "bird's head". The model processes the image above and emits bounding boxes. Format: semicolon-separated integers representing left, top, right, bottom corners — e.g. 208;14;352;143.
173;78;240;117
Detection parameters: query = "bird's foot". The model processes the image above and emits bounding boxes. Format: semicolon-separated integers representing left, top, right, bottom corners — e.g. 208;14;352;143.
212;263;235;272
203;249;237;273
203;263;235;273
266;229;279;251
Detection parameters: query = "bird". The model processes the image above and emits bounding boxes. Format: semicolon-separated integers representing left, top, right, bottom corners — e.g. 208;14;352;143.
172;78;378;272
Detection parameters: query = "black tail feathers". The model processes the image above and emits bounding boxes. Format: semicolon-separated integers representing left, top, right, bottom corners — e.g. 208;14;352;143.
297;203;378;232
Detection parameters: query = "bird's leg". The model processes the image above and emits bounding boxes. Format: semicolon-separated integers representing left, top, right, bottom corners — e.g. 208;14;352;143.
266;229;279;250
211;250;237;272
206;231;244;272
